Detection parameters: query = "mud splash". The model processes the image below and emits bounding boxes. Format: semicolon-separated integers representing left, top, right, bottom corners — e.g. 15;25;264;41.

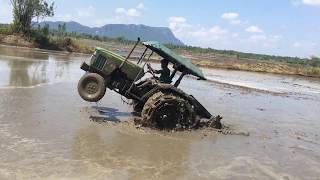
134;115;224;131
88;105;250;137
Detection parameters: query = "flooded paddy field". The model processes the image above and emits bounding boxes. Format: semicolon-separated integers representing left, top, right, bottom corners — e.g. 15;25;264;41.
0;45;319;180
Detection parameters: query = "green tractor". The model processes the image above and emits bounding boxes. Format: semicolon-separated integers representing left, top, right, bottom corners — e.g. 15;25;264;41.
78;38;221;130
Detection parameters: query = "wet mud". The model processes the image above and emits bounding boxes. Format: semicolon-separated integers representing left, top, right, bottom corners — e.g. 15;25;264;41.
88;105;247;137
0;46;320;179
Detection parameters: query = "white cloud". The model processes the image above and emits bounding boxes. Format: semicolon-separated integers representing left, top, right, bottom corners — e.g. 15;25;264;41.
137;3;145;10
209;26;228;35
168;16;232;47
270;35;282;41
291;0;301;6
250;35;267;41
168;16;189;33
168;16;187;23
293;42;302;48
115;8;126;14
246;26;264;33
188;26;228;40
115;3;144;18
168;16;282;51
221;12;243;25
127;8;141;17
77;6;96;17
190;28;208;38
292;0;320;6
167;16;315;57
232;33;239;38
221;13;239;20
69;2;146;25
248;34;281;45
50;2;145;27
109;3;146;24
230;20;242;25
302;0;320;5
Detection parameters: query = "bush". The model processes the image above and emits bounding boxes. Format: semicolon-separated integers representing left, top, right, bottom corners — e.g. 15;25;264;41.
56;37;72;47
309;59;320;67
30;25;51;46
30;29;50;45
0;25;12;35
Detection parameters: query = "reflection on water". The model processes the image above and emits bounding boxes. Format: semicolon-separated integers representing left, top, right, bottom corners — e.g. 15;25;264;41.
0;45;88;87
8;60;48;86
0;45;49;60
90;106;132;122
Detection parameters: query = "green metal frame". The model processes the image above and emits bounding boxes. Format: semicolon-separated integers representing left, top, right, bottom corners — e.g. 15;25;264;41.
118;38;207;98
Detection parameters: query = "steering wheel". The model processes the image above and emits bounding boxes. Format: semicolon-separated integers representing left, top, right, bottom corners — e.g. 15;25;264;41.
146;63;157;78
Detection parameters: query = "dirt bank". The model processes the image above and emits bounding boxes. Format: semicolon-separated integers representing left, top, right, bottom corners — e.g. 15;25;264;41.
0;34;36;48
194;59;320;78
0;34;94;54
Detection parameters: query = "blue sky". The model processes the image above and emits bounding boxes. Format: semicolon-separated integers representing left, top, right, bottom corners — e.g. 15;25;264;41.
0;0;319;58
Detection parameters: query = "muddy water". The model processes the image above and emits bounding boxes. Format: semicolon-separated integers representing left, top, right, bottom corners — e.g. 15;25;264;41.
0;45;319;180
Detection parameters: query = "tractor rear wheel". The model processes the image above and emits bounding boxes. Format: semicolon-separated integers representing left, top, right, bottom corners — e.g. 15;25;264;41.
132;100;144;113
141;92;196;130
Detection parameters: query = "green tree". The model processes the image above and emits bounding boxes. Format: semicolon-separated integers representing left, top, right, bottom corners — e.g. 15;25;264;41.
42;23;49;36
57;23;66;39
115;36;125;42
11;0;54;34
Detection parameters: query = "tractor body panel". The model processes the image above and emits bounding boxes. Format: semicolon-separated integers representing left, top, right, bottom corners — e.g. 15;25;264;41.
93;47;144;81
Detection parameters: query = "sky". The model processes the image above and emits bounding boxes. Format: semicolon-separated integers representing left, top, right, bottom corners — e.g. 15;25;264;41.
0;0;320;58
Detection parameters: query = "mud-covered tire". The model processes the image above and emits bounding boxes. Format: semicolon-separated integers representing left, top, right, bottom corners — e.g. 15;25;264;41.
132;100;144;113
78;73;106;102
141;92;196;130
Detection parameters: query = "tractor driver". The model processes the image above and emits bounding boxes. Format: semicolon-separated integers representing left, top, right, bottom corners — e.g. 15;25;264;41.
147;59;171;84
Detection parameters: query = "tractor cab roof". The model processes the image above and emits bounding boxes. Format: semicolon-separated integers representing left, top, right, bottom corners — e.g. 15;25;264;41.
142;41;206;80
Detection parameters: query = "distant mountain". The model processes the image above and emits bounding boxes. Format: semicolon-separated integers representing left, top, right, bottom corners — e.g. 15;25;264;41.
37;21;184;45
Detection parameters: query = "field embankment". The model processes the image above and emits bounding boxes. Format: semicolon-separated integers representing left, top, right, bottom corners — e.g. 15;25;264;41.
0;34;94;54
192;55;320;78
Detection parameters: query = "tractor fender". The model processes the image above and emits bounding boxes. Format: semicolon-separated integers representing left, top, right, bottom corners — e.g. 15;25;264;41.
155;84;212;119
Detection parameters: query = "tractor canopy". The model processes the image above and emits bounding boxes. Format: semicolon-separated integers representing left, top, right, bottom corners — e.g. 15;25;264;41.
142;41;206;80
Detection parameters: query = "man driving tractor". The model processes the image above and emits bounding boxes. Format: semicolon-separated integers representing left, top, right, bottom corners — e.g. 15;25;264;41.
147;59;171;84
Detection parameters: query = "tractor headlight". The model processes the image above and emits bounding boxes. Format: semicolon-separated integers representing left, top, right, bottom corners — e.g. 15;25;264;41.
84;51;97;65
91;51;98;64
84;56;91;65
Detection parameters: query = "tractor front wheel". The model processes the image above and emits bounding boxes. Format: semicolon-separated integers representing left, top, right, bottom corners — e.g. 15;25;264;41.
141;92;196;130
78;73;106;102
